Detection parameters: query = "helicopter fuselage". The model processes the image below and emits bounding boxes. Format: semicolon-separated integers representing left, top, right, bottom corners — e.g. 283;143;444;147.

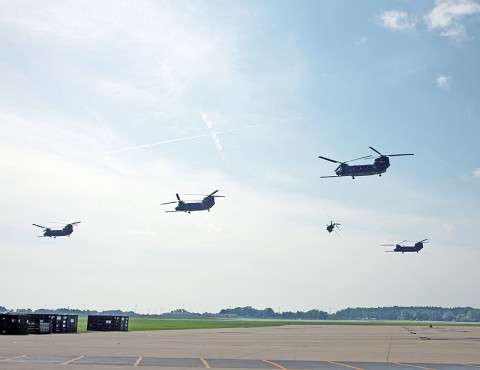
335;157;390;178
43;224;74;238
393;242;424;253
175;196;215;213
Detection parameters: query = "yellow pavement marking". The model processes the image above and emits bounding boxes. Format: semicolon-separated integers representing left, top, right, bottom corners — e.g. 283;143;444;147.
133;356;142;367
63;356;84;365
200;357;211;368
0;355;26;362
391;362;435;370
462;365;480;369
328;361;364;370
262;359;288;370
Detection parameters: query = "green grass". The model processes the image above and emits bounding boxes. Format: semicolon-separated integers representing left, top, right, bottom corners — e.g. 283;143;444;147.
76;316;480;333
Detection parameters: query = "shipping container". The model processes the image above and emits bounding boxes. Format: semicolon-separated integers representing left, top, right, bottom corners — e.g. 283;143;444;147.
28;314;78;334
87;315;129;331
0;314;29;335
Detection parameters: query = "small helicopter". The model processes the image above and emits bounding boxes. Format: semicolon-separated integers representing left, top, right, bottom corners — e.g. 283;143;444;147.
382;239;428;253
32;222;81;238
326;217;340;235
162;190;225;213
319;147;414;179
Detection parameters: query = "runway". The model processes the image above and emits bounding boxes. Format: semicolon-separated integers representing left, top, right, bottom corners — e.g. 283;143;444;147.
1;324;479;369
1;354;480;369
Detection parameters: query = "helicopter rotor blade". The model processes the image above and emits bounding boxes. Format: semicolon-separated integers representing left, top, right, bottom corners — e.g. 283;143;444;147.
165;210;179;213
318;155;341;164
420;239;428;243
320;175;341;178
161;201;178;205
369;146;384;156
343;155;372;164
70;221;81;225
381;244;396;246
209;190;219;196
385;153;414;157
176;193;181;201
32;224;46;229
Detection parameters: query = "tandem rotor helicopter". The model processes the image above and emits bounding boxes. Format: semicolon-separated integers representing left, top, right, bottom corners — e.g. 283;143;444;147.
161;190;225;213
319;147;414;179
382;239;428;253
32;222;81;238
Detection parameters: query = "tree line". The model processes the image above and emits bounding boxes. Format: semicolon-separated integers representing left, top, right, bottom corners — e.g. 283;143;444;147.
332;306;480;322
2;305;480;322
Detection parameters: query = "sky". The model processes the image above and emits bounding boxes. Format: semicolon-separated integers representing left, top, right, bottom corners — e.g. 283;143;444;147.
0;0;479;315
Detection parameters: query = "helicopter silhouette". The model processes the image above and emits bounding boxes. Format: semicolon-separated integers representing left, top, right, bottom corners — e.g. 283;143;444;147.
326;216;340;235
162;190;225;213
32;222;81;238
382;239;428;253
319;146;414;179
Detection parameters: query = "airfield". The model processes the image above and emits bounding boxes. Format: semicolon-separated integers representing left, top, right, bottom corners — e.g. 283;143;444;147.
1;324;480;370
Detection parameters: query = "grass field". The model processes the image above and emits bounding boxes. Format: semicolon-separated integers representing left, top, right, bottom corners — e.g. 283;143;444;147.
76;316;480;333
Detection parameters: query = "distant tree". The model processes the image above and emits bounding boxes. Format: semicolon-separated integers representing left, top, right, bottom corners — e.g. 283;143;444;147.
466;309;480;322
400;309;413;320
16;308;32;314
442;311;455;321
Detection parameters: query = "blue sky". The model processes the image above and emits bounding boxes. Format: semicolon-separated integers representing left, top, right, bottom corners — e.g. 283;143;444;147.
1;0;479;314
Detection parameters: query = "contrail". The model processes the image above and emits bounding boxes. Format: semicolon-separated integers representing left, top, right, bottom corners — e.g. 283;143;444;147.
105;125;260;154
200;111;223;154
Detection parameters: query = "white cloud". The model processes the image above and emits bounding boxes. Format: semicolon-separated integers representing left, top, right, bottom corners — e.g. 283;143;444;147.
356;36;368;45
379;10;416;31
436;75;453;89
424;0;480;39
201;111;223;155
474;168;480;177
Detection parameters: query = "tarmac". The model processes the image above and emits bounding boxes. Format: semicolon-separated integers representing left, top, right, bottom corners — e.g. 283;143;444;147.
1;324;480;369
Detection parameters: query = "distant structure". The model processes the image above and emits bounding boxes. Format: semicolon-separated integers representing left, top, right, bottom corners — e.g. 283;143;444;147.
87;315;129;331
28;314;78;334
0;314;29;335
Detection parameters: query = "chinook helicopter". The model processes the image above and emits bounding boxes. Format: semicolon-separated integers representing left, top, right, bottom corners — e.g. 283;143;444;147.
319;147;414;179
382;239;428;253
162;190;224;213
32;222;81;238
